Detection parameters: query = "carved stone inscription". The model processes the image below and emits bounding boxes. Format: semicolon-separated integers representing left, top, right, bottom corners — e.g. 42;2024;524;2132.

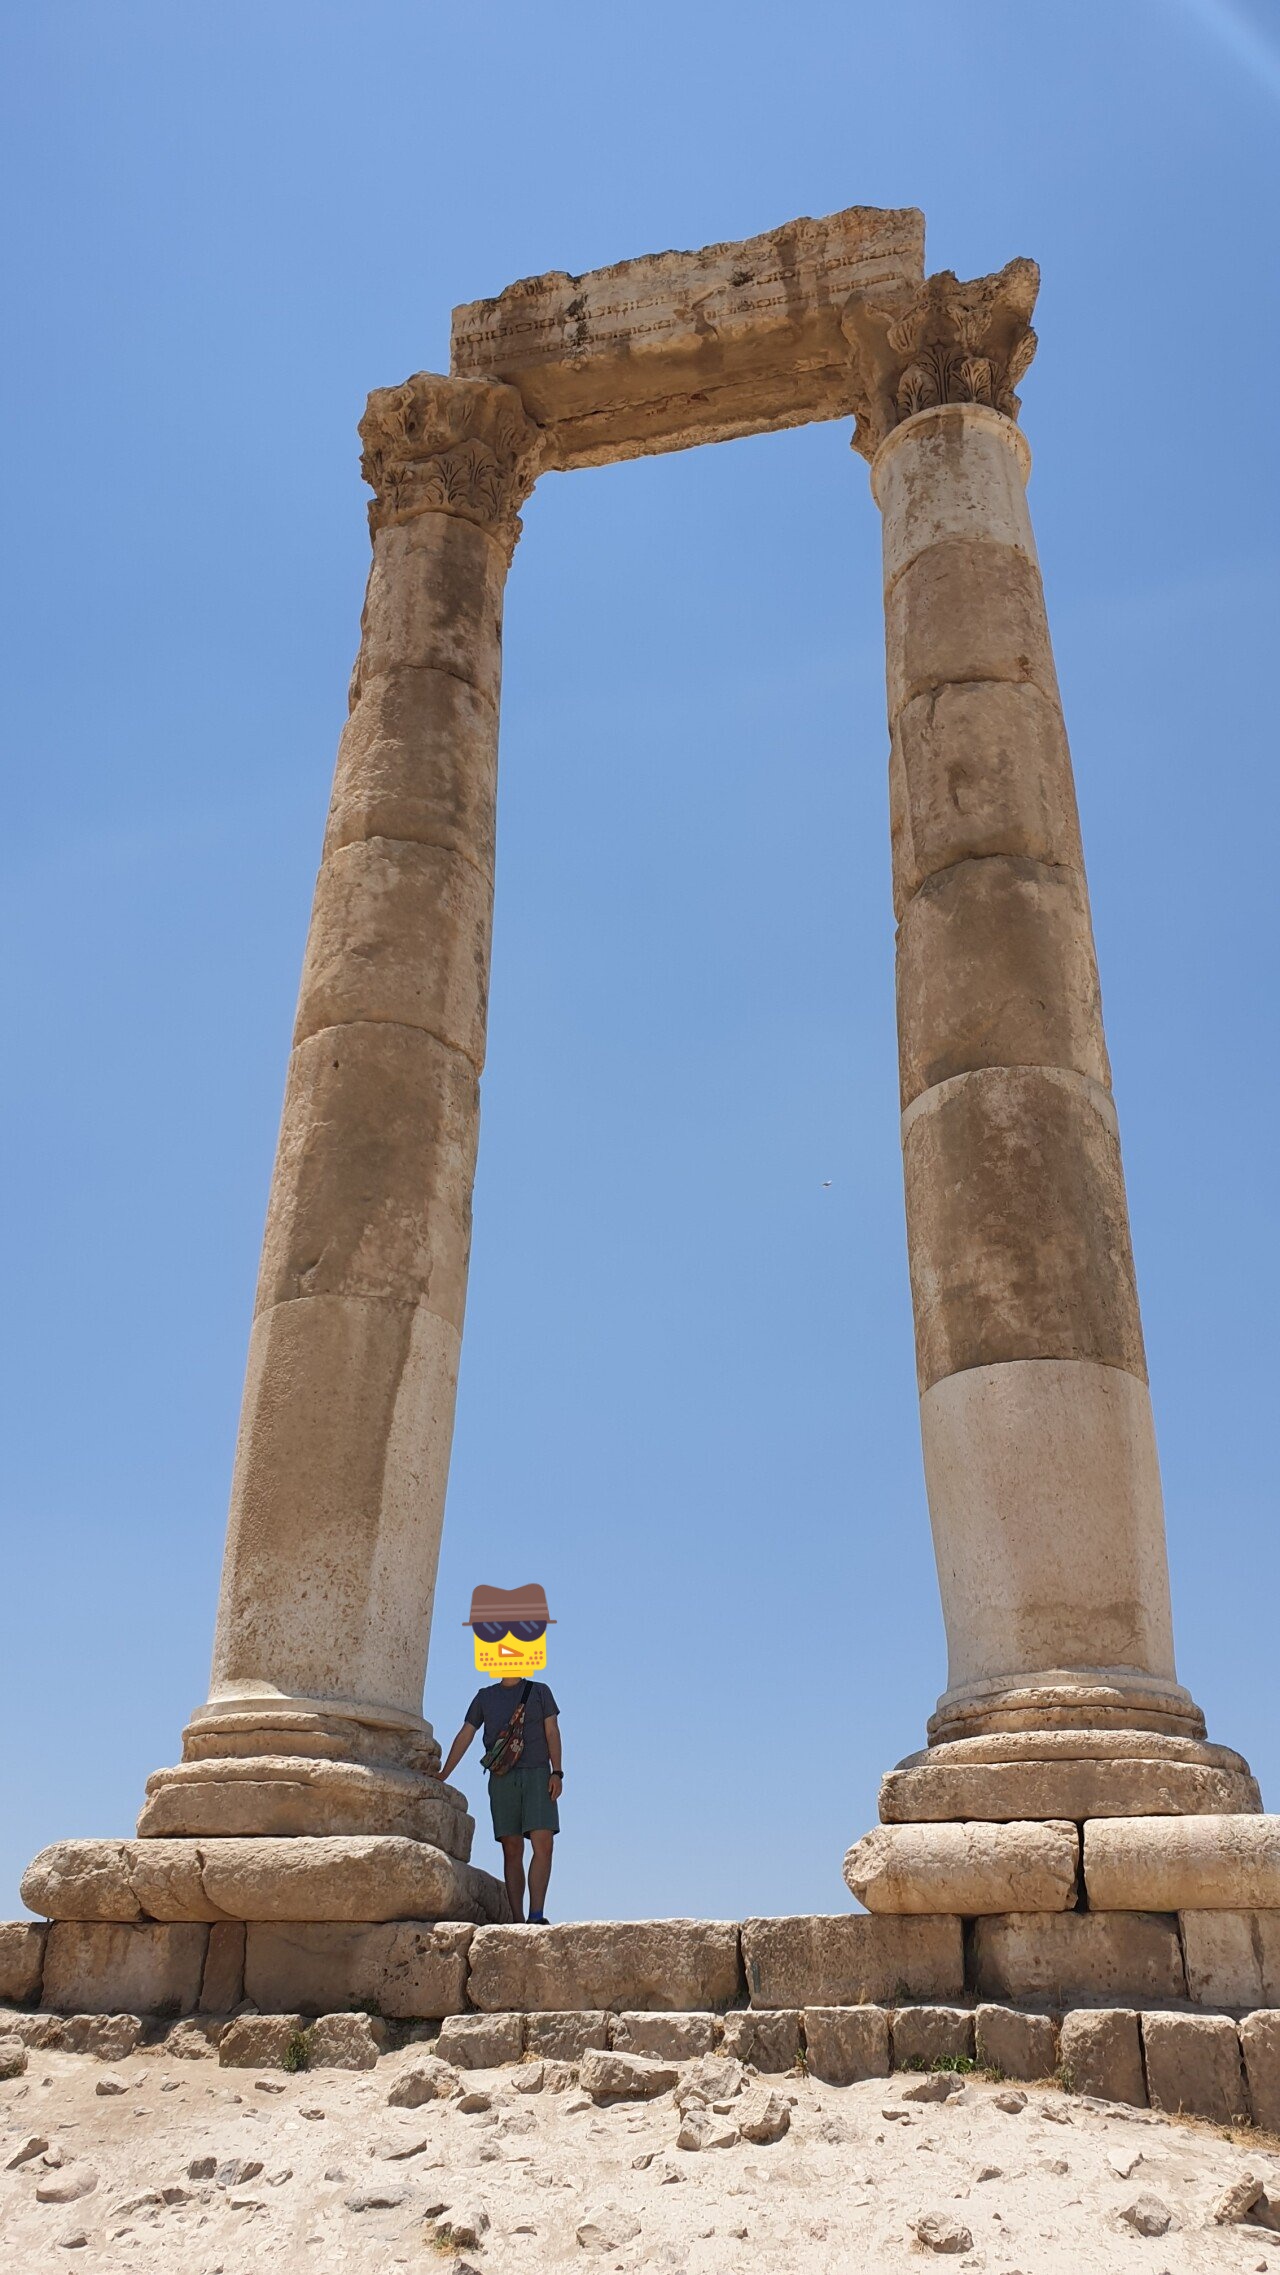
450;205;925;470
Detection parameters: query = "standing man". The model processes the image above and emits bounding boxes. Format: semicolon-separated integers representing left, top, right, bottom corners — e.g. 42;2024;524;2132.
435;1584;563;1925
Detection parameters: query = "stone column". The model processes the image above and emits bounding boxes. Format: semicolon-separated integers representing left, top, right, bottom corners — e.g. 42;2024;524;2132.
847;267;1258;1819
139;376;543;1848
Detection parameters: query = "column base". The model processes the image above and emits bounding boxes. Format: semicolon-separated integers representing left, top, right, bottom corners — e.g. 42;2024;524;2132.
928;1668;1206;1745
879;1728;1261;1825
137;1692;474;1856
21;1834;507;1925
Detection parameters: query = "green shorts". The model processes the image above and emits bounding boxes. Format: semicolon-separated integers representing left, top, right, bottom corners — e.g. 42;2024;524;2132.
488;1762;560;1839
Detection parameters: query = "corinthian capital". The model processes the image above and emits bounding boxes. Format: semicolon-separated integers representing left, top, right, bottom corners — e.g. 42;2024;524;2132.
359;373;545;556
843;258;1039;463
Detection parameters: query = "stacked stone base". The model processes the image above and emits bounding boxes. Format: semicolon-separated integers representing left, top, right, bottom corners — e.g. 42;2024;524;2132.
4;1913;1280;2129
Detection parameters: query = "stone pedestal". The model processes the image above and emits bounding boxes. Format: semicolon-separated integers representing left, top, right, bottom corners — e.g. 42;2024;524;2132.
846;266;1258;1830
131;376;540;1874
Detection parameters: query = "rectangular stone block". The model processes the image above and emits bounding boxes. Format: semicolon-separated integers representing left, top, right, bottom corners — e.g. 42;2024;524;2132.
359;514;507;702
214;1299;463;1738
9;2010;143;2060
1084;1817;1280;1913
610;2012;719;2060
218;2013;307;2068
803;2006;890;2085
969;1914;1184;2007
466;1921;742;2014
913;1362;1179;1714
974;2003;1058;2081
450;206;925;469
889;680;1084;921
259;1023;477;1319
1241;2012;1280;2132
1059;2008;1145;2107
295;838;493;1070
306;2012;387;2069
21;1840;141;1922
896;855;1106;1109
741;1914;963;2010
903;1066;1145;1392
876;406;1038;592
884;539;1059;724
1180;1911;1280;2010
719;2008;801;2072
41;1923;208;2017
243;1922;472;2018
0;1923;47;2005
845;1819;1079;1914
882;1749;1257;1823
436;2011;524;2068
524;2011;610;2060
325;668;499;873
891;2005;974;2069
1143;2012;1250;2125
199;1923;245;2014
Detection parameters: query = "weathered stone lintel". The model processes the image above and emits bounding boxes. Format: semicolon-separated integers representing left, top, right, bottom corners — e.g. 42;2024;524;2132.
449;205;925;470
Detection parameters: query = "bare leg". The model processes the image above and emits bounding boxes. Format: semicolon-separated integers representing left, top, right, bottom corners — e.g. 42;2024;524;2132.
527;1829;555;1917
500;1835;526;1923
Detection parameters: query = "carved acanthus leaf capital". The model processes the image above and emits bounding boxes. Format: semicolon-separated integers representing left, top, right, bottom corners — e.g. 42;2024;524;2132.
359;373;545;555
843;258;1039;463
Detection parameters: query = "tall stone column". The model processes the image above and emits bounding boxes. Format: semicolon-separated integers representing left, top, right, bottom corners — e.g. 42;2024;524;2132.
847;268;1258;1821
139;376;543;1849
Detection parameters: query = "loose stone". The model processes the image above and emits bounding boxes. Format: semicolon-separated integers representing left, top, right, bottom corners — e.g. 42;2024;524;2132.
1120;2194;1175;2236
909;2212;973;2253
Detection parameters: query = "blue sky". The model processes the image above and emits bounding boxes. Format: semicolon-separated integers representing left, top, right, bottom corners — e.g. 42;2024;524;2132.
2;1;1277;1922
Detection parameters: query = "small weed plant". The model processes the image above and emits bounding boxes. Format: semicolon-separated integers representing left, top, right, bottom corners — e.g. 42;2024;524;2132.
900;2053;977;2075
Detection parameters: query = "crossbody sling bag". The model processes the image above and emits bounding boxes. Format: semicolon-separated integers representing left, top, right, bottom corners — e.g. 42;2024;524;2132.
482;1680;535;1777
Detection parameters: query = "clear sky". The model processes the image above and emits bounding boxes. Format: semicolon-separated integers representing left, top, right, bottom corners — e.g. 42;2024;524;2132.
2;1;1277;1923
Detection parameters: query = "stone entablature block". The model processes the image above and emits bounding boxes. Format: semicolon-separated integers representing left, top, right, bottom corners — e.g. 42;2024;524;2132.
449;205;925;468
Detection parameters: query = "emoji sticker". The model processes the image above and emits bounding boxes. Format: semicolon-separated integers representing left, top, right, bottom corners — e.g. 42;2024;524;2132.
466;1583;555;1677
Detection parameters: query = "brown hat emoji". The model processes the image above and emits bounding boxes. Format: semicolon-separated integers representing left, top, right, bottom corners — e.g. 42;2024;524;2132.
465;1583;556;1627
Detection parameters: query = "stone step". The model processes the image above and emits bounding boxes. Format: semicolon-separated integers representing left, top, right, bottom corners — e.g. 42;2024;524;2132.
5;1903;1280;2024
3;1992;1278;2132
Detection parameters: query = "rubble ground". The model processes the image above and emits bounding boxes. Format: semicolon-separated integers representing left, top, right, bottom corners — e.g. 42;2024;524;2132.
3;2036;1280;2273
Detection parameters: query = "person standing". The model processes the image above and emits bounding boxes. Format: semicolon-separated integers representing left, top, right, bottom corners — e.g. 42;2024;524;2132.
434;1584;563;1924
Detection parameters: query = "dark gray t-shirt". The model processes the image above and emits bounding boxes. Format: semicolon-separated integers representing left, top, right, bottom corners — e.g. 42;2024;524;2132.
466;1680;559;1772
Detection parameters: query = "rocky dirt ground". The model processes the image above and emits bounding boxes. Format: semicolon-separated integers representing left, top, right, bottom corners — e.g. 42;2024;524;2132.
3;2036;1280;2274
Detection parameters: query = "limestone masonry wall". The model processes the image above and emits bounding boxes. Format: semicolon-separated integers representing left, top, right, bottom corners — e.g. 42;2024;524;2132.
4;1917;1280;2128
4;1908;1280;2029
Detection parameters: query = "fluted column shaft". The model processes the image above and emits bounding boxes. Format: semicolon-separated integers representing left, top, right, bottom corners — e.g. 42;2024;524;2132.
871;382;1200;1745
139;376;542;1842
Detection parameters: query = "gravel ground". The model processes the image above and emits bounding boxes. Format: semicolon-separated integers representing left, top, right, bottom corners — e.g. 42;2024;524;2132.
3;2039;1280;2273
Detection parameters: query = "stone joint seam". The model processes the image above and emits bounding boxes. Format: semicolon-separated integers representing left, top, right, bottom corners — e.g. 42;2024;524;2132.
893;848;1084;925
899;1061;1118;1141
289;1011;486;1078
348;654;501;720
880;527;1039;609
319;830;496;894
889;663;1061;730
918;1350;1151;1397
250;1287;466;1340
